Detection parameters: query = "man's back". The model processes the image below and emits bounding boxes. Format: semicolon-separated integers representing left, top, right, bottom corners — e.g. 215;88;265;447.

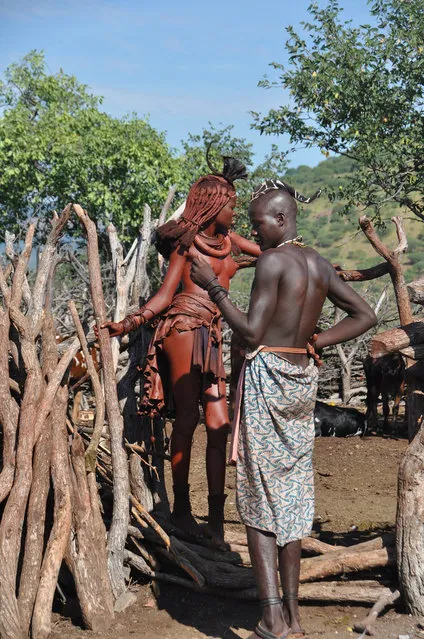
249;243;375;364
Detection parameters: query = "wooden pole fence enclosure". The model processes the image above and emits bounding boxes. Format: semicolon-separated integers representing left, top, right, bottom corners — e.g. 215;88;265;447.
0;203;423;638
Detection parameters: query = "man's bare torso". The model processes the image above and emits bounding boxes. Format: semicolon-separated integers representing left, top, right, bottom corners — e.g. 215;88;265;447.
252;244;331;365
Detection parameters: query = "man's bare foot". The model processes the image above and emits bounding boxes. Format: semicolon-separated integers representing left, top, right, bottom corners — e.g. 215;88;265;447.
247;621;291;639
170;512;206;540
282;600;305;638
248;601;291;639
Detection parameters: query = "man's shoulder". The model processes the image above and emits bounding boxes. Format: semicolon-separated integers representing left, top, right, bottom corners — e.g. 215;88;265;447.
303;246;333;270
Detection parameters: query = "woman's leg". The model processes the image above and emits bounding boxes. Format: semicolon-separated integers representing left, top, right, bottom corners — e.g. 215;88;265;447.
202;378;230;541
162;330;202;535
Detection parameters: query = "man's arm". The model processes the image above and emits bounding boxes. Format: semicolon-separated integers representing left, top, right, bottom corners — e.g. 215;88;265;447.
191;253;279;347
315;263;377;350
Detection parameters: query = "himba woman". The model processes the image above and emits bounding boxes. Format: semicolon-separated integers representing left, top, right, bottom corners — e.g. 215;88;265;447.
100;154;260;546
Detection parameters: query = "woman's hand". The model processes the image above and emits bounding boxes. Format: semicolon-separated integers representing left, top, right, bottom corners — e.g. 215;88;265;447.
190;257;218;290
94;321;125;338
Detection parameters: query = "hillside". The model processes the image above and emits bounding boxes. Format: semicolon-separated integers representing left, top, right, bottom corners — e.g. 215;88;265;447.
279;156;421;279
231;155;423;304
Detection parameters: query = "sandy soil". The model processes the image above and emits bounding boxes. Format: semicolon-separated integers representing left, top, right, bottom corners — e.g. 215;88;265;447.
51;425;424;639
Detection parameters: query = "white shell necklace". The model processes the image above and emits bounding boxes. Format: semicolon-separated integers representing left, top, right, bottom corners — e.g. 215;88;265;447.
276;235;305;248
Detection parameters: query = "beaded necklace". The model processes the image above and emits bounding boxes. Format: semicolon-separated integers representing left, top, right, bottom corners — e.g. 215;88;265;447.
276;235;305;248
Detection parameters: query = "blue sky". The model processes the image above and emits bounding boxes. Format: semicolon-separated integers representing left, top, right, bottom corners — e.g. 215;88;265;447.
1;0;373;169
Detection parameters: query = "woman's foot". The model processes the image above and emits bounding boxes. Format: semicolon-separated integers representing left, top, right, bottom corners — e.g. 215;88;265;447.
171;484;207;540
170;511;206;540
205;493;230;550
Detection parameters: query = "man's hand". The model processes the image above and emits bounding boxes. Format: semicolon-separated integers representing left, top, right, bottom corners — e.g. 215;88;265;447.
190;257;217;290
307;333;323;367
94;321;124;339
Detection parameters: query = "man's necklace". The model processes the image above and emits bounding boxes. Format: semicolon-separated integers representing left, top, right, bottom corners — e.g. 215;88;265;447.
277;235;305;248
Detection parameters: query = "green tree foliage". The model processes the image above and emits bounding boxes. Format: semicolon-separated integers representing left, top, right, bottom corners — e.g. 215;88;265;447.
0;51;180;243
253;0;424;222
0;52;287;246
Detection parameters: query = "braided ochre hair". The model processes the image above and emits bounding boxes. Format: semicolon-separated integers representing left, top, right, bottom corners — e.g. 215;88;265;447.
156;150;247;258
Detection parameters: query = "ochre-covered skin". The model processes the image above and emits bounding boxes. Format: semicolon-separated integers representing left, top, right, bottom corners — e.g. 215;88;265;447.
100;175;260;545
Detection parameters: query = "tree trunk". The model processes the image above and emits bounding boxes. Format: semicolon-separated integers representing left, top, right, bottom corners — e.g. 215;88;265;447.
397;418;424;615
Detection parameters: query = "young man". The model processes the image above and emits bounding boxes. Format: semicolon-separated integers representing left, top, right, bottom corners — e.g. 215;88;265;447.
190;179;377;639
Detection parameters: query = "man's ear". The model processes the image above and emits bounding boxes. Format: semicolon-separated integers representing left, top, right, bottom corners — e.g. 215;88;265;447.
276;211;285;226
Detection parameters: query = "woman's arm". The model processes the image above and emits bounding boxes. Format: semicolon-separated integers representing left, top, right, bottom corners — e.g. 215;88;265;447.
141;249;187;317
230;231;261;257
99;249;187;336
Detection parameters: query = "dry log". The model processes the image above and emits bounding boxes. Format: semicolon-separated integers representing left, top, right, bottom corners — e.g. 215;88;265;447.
299;581;396;604
408;276;424;305
353;588;400;635
224;531;393;556
370;320;424;357
300;547;395;583
399;344;424;359
74;203;130;599
107;223;138;370
170;536;257;590
32;386;71;639
66;433;114;631
125;549;395;605
157;544;205;588
157;185;177;278
182;540;247;566
31;205;72;331
130;494;170;548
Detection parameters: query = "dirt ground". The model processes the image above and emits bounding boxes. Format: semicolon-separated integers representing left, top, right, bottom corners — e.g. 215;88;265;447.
51;423;424;639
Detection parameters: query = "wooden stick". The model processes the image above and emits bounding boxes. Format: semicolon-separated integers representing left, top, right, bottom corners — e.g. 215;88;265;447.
130;495;171;549
353;588;400;635
68;302;105;472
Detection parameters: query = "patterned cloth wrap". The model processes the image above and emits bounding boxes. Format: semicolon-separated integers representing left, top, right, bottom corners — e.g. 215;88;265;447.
236;351;319;546
139;292;225;417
